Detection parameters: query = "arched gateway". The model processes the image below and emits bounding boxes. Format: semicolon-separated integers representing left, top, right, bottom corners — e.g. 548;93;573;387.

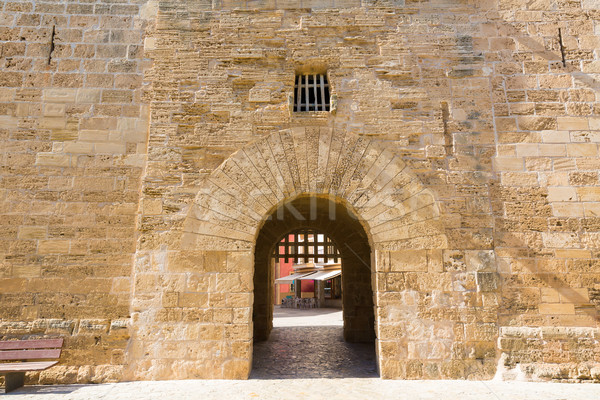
253;195;375;344
128;126;468;380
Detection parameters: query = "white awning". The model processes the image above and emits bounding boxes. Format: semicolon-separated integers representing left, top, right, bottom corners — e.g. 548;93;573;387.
298;270;341;281
274;271;317;283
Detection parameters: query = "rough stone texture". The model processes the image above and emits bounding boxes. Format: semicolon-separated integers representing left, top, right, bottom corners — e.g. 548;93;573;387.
0;0;599;384
0;0;148;383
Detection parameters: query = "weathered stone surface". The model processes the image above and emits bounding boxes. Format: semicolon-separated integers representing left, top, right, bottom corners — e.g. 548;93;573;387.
0;0;599;385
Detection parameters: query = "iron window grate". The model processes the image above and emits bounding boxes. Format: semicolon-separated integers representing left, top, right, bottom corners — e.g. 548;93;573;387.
294;74;330;112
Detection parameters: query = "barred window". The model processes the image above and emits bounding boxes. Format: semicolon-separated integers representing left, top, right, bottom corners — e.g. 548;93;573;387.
294;73;330;112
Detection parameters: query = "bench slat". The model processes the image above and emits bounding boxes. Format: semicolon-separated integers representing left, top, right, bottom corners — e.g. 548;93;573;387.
0;361;58;373
0;349;62;361
0;339;63;350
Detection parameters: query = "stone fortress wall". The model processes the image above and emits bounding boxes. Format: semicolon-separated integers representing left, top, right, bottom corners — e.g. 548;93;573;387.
0;0;599;383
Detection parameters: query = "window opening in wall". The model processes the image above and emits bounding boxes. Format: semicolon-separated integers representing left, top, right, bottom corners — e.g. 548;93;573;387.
294;74;330;112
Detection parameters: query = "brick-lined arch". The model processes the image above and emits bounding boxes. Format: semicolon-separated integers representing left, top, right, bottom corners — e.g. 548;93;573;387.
182;127;447;252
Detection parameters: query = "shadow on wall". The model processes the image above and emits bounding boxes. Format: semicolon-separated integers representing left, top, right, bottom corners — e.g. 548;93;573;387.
486;15;600;379
489;18;600;319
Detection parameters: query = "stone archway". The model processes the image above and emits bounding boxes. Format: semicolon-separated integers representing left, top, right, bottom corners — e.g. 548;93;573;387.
178;126;448;378
182;126;445;251
253;195;375;344
128;126;450;380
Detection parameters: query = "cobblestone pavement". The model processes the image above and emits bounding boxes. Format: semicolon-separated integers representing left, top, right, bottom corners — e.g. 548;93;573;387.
252;307;376;379
4;308;600;399
250;326;378;379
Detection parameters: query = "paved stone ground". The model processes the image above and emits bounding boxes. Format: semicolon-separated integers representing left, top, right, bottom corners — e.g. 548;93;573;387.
4;308;600;399
5;377;600;399
252;307;377;379
272;307;344;327
251;326;377;379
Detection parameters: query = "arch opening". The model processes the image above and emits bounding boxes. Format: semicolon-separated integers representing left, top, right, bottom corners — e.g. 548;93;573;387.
253;195;376;344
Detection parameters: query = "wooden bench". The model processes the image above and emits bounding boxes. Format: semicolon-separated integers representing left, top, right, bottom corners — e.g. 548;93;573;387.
0;338;63;393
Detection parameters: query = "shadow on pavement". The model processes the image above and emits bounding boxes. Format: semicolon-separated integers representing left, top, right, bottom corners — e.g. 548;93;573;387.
251;326;378;379
3;385;87;395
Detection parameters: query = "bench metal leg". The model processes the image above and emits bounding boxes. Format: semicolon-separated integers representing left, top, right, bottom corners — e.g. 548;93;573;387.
4;372;25;393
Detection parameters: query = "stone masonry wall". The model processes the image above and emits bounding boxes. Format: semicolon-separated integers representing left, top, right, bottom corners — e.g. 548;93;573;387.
130;0;502;380
0;0;150;383
0;0;599;384
487;0;600;380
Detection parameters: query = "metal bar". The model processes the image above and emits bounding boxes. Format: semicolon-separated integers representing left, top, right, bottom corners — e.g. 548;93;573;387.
297;75;303;112
294;75;299;112
298;75;303;111
294;231;299;263
304;75;309;111
271;229;342;263
320;74;326;111
303;232;307;263
284;232;289;263
558;28;567;68
298;231;303;262
324;75;329;110
312;74;317;111
298;76;302;112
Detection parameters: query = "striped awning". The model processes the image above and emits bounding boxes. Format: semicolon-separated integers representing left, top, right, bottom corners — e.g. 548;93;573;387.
297;270;341;281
